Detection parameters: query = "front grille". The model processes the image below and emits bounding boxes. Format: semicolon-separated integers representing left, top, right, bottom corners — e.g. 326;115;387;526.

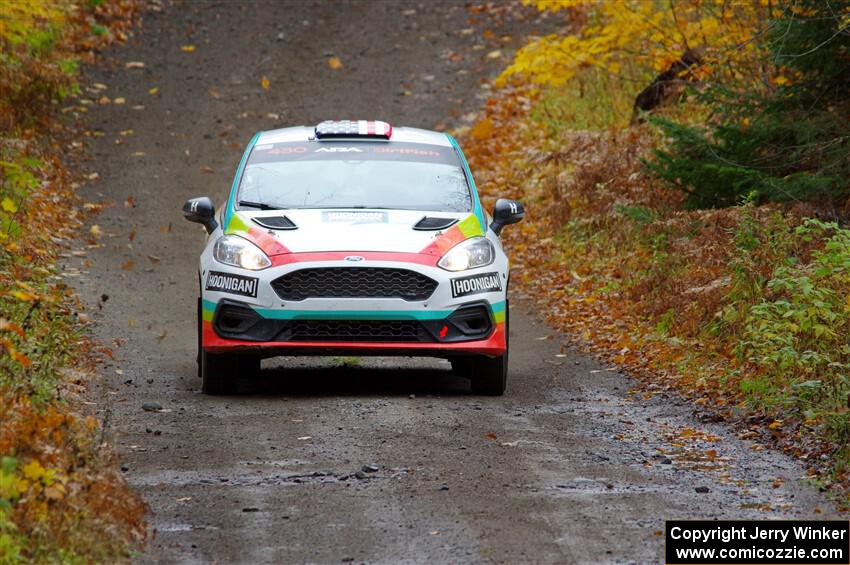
290;319;423;342
272;267;438;301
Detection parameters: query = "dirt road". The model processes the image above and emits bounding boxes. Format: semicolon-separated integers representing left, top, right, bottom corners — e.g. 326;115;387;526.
70;1;835;563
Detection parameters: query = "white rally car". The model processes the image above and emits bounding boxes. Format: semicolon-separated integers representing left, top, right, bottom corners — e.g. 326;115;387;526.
183;120;524;395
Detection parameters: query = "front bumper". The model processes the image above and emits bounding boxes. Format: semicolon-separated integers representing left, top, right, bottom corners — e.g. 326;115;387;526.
200;255;508;358
201;298;507;358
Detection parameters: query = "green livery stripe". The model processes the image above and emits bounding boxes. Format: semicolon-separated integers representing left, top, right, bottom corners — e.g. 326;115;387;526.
491;300;506;324
457;214;485;238
224;212;251;234
203;299;506;323
202;299;217;321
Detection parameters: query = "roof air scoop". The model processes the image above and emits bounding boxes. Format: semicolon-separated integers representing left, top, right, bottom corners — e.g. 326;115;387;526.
413;217;458;231
252;216;297;230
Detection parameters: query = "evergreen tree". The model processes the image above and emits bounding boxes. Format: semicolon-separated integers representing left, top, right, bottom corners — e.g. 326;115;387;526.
648;0;850;209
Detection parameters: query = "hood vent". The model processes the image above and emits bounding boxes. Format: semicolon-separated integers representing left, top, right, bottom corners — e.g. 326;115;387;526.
252;216;297;230
413;217;458;231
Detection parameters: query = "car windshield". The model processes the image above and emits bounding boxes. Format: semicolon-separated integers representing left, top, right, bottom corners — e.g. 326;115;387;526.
237;140;472;212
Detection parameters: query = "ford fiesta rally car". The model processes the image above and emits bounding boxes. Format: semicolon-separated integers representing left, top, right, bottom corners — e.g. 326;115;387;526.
183;120;524;395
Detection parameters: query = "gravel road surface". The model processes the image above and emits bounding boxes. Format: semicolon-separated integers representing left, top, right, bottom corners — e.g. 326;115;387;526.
69;1;836;563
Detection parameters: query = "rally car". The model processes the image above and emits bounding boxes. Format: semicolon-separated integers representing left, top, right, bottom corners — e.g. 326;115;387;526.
182;120;524;395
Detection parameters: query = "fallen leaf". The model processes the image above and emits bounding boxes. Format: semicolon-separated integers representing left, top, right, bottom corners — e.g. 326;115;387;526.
124;196;135;208
113;97;126;104
200;165;214;174
327;56;343;70
1;197;17;213
485;432;498;440
0;319;25;337
208;87;220;98
121;260;135;270
148;87;159;95
181;44;196;52
124;61;145;68
147;255;161;263
89;225;102;238
486;49;502;59
261;76;270;90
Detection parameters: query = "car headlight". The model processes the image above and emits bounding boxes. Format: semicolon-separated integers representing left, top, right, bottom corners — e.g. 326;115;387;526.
213;235;271;270
438;237;495;271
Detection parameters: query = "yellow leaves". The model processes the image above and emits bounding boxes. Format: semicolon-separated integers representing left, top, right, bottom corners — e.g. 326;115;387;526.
261;76;270;91
773;75;791;86
768;420;783;430
6;459;66;505
1;197;17;213
0;0;66;45
148;86;159;95
180;44;196;52
327;56;343;70
503;0;770;92
528;0;588;12
10;290;36;302
89;224;102;238
22;460;47;482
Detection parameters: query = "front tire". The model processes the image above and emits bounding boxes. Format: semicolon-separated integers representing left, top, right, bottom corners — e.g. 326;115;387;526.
198;296;259;394
469;353;507;396
200;350;259;395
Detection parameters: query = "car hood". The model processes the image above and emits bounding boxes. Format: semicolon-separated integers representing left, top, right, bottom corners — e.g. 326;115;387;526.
231;209;475;254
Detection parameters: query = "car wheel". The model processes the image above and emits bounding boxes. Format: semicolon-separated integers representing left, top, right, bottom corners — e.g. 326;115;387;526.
200;350;260;395
469;352;507;396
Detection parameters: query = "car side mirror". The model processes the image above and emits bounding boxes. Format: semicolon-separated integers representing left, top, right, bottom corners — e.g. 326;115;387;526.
489;198;524;236
182;196;218;234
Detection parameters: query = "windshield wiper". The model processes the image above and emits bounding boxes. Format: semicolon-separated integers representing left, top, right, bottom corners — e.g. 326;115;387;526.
238;200;283;210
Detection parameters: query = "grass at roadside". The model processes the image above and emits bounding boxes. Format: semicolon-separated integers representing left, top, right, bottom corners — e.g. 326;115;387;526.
462;86;850;503
1;1;147;561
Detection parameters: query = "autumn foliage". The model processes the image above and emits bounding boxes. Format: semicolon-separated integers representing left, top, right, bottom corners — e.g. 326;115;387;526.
466;0;850;499
1;0;146;561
